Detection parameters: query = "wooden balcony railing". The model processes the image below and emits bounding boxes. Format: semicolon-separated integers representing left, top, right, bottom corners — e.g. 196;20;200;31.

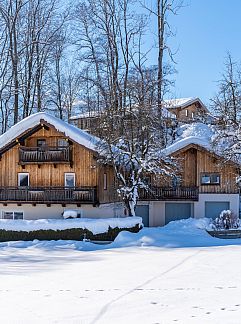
19;146;72;164
139;186;199;201
0;187;97;204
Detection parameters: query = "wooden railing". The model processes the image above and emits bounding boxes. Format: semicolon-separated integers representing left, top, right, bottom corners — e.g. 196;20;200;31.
139;186;199;201
19;146;72;164
0;187;97;204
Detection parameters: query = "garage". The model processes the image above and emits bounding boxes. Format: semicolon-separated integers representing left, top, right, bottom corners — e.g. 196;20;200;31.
135;205;149;227
165;203;193;225
205;201;230;219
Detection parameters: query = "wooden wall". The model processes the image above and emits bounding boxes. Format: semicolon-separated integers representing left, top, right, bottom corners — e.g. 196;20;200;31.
151;146;238;193
175;147;238;192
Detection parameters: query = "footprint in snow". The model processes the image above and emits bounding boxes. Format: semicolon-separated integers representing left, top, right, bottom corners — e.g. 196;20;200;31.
175;288;184;290
150;302;157;305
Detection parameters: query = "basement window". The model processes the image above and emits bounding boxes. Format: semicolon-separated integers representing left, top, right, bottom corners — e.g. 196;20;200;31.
2;211;24;220
201;173;220;185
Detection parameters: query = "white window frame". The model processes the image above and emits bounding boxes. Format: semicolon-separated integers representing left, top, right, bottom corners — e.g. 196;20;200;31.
64;173;75;187
201;173;220;185
18;173;29;187
2;211;24;220
104;173;107;190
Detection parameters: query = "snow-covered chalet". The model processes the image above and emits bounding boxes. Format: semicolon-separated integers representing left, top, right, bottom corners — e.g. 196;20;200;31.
0;112;239;225
0;113;123;220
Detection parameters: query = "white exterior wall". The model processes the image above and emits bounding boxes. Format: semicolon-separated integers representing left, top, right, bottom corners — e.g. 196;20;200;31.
194;193;240;219
0;203;124;220
140;193;240;227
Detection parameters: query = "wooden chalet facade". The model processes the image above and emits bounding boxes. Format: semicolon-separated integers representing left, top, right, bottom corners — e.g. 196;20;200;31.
163;97;209;122
0;113;122;220
136;139;240;227
0;112;239;226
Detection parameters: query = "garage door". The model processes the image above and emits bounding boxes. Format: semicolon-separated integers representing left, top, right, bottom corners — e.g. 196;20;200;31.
205;201;230;219
135;205;149;227
165;203;192;225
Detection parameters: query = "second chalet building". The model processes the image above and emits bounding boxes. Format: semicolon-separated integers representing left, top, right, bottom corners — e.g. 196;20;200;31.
0;112;239;225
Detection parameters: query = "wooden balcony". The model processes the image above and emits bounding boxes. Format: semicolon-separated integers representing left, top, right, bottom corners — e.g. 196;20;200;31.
19;146;72;164
0;187;98;205
139;186;199;201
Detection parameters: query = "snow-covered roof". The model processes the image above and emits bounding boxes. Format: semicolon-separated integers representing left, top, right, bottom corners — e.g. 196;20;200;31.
163;136;211;156
163;122;213;155
0;112;100;152
70;110;101;120
163;97;208;112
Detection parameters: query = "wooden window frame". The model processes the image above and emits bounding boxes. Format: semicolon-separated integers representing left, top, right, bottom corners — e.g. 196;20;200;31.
65;173;76;187
18;173;29;187
200;172;220;185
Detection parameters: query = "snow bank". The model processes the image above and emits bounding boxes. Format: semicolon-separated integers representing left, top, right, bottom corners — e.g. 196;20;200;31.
1;218;241;251
0;217;143;235
112;218;215;248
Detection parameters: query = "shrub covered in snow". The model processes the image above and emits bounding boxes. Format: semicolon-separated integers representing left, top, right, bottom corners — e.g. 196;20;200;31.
212;210;240;230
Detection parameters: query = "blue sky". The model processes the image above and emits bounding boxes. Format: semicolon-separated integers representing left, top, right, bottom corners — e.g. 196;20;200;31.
147;0;241;107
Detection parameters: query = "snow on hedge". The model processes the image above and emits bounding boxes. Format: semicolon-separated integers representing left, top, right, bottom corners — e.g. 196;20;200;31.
0;217;143;235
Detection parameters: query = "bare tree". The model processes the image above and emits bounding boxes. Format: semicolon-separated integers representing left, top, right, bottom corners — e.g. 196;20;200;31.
211;53;241;126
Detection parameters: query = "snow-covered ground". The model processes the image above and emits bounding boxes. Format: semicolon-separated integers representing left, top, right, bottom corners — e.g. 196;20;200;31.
1;218;241;324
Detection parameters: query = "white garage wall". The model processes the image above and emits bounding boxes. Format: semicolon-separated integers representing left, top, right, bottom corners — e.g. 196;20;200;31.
194;194;240;219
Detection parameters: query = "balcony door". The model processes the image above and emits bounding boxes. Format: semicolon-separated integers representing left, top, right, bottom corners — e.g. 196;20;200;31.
65;173;75;187
18;173;29;187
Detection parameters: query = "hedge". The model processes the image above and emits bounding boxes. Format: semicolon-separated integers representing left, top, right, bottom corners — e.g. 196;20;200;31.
0;224;142;242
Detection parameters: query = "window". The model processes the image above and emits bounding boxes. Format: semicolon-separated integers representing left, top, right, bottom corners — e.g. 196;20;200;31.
2;211;23;220
18;173;29;187
201;173;220;185
104;173;107;190
37;139;46;147
65;173;75;187
185;109;188;117
58;138;69;147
